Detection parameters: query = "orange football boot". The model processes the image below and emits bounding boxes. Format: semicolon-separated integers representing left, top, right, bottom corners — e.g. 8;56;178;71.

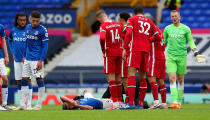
174;103;181;109
168;103;177;109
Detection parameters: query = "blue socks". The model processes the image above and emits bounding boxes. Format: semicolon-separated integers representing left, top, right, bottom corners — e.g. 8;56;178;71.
37;81;45;87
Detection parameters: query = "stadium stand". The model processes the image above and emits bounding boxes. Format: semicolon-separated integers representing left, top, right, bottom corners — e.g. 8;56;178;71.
160;0;210;28
0;0;71;29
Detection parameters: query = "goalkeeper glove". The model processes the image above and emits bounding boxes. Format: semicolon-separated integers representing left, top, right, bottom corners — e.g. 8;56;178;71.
194;51;205;63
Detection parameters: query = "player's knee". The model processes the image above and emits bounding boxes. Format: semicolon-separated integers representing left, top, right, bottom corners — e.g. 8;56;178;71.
22;77;30;81
2;75;8;82
169;76;176;82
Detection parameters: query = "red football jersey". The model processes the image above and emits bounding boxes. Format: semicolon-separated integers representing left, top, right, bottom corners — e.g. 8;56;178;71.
100;20;123;57
121;24;130;53
123;15;158;53
150;26;165;60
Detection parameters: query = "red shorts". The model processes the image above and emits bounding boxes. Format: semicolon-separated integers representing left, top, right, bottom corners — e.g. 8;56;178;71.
147;59;166;79
104;56;122;74
127;51;149;71
121;59;128;78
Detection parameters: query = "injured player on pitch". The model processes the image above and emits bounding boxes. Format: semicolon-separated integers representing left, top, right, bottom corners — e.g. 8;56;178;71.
60;90;113;110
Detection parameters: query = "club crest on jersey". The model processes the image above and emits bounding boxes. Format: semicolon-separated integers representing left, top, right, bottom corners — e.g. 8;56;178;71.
14;32;16;36
23;32;26;36
34;31;39;35
45;33;48;37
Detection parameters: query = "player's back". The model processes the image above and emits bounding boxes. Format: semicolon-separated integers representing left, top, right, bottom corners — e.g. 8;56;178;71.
100;21;123;56
151;26;165;60
78;98;103;109
128;15;156;53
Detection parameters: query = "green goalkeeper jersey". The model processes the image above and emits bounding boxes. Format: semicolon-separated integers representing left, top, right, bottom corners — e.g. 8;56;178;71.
163;23;196;56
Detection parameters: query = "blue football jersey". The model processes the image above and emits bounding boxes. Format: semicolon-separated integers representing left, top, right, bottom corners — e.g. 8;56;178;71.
78;98;103;109
25;24;49;61
8;26;27;62
0;24;6;59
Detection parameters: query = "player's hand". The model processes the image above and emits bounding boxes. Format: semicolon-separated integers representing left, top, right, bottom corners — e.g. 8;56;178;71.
37;60;43;70
12;54;14;59
4;56;9;66
122;48;126;61
196;55;206;63
22;57;25;64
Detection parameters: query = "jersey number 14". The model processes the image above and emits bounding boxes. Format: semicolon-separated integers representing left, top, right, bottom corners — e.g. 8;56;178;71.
110;29;120;43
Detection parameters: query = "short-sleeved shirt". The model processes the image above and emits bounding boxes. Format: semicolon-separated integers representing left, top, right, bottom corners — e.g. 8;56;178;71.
77;98;103;109
8;26;27;62
25;24;49;61
0;24;6;59
125;15;157;53
100;20;123;57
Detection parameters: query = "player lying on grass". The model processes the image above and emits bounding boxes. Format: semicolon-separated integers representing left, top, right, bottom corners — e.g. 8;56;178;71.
60;96;113;110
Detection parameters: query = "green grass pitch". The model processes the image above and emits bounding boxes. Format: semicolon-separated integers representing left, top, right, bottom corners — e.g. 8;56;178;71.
0;104;209;120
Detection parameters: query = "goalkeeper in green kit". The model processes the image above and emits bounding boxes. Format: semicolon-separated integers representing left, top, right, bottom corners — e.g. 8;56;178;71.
163;10;205;109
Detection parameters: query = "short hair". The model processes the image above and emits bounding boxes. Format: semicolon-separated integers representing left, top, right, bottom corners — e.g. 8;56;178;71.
171;10;180;15
14;13;28;27
31;11;41;18
119;11;130;22
96;10;106;18
62;103;68;110
134;6;144;14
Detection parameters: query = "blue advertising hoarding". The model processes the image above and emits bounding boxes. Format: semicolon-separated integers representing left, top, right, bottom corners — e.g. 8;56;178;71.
103;7;157;22
25;8;76;28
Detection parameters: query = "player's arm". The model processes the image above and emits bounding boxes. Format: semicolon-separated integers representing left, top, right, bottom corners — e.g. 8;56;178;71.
186;27;205;63
8;29;14;59
74;104;93;110
38;28;49;70
0;26;9;66
163;27;168;44
99;26;106;54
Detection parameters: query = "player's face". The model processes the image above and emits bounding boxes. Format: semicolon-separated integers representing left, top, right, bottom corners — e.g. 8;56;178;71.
17;16;27;28
118;17;123;25
30;17;40;27
170;12;181;24
97;17;103;23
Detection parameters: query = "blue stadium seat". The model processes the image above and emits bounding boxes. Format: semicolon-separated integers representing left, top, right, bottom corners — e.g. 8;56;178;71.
189;3;199;9
194;10;202;16
159;23;167;29
191;23;200;28
57;83;68;88
45;83;57;88
181;10;192;16
162;10;171;18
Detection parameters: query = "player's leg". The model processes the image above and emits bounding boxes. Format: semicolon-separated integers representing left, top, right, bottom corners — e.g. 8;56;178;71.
176;55;187;109
126;52;138;108
177;74;184;109
157;79;167;109
147;57;160;109
31;61;45;110
148;76;160;109
121;58;128;104
166;54;179;108
0;58;15;110
115;56;122;102
137;52;149;108
26;77;33;109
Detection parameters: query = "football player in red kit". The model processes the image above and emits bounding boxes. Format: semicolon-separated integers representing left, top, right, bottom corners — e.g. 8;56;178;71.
118;11;131;104
147;16;167;109
97;10;123;110
122;6;161;109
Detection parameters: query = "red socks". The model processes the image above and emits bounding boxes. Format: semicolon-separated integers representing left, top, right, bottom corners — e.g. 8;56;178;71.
139;78;147;106
116;81;122;102
150;81;159;101
108;81;118;102
127;76;136;105
159;84;167;103
109;81;122;102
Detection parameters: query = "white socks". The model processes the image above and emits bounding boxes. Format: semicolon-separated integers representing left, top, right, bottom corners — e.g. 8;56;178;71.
37;87;45;107
2;87;8;106
27;89;32;108
170;81;177;88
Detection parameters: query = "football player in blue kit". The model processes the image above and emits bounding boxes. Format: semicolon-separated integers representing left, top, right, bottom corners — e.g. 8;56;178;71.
60;96;113;110
22;11;48;110
0;24;16;110
8;13;33;110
